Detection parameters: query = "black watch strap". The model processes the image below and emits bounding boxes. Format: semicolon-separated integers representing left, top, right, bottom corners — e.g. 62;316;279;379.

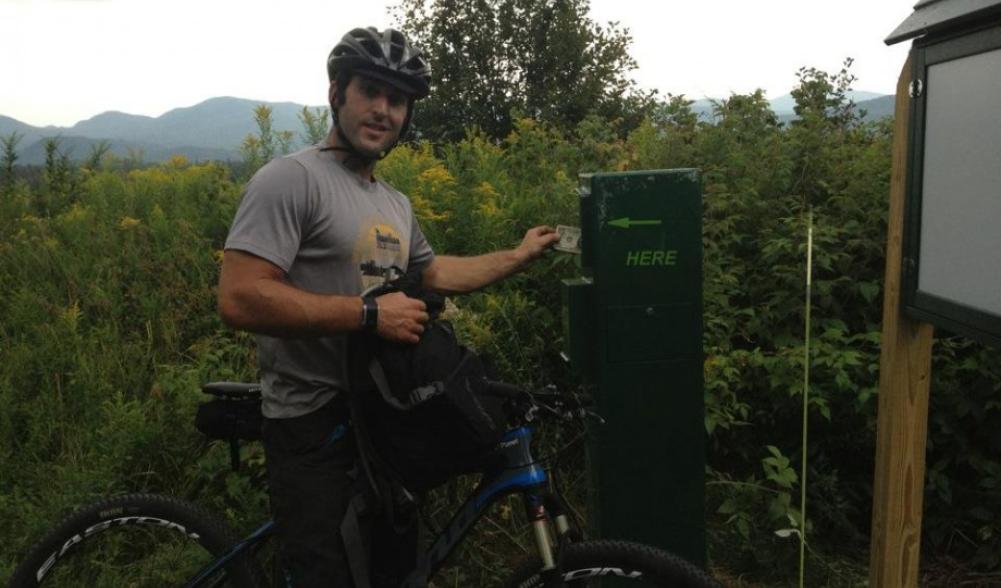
361;296;378;331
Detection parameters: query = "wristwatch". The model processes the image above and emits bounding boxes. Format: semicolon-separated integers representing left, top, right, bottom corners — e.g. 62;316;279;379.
360;296;378;331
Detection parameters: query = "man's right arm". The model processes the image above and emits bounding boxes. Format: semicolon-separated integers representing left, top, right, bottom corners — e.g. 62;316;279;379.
217;249;428;343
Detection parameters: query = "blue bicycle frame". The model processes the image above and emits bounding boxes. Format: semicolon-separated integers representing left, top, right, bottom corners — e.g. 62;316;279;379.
184;426;552;588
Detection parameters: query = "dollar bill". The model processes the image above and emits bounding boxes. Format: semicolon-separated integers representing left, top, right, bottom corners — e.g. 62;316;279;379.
554;225;581;254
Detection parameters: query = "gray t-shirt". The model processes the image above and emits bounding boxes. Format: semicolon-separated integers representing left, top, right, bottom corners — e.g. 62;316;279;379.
225;146;434;418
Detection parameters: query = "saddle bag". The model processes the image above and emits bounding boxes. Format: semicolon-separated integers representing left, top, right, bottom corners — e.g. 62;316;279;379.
194;398;263;442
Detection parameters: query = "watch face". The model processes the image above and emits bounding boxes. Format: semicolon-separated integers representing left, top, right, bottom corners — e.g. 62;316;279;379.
363;297;379;330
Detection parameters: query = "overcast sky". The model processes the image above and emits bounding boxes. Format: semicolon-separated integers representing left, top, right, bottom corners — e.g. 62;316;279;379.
1;0;915;128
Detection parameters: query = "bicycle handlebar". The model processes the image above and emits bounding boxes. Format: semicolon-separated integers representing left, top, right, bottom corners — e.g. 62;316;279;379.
483;379;527;400
484;379;601;425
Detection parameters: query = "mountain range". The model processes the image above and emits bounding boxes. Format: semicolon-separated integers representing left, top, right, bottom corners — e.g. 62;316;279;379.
689;90;893;124
1;92;895;165
0;97;326;166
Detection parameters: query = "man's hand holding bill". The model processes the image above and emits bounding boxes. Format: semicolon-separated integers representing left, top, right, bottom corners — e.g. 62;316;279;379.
515;225;561;264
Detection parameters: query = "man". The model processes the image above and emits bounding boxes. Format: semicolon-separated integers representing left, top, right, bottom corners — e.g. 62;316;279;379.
217;27;558;586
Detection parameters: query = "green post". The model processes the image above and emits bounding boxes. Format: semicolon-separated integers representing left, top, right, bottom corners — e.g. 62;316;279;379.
562;169;706;568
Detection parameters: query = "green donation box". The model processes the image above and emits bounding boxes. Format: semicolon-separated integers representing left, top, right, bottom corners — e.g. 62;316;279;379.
562;169;706;567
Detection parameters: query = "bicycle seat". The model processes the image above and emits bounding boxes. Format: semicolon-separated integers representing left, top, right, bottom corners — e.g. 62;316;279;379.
201;381;261;400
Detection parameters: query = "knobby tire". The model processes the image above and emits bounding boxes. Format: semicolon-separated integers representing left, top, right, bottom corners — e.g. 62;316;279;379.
502;539;721;588
8;493;258;588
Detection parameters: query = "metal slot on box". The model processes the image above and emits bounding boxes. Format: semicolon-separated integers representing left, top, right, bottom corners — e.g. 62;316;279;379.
561;277;595;378
577;177;596;272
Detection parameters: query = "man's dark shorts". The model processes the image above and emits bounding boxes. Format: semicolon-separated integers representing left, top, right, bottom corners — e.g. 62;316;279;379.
262;398;416;587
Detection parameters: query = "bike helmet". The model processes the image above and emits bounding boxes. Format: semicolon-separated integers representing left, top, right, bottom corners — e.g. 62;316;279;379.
324;27;431;163
327;27;431;99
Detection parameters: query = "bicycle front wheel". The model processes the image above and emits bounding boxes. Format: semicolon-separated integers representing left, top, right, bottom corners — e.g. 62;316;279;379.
9;493;259;588
502;540;721;588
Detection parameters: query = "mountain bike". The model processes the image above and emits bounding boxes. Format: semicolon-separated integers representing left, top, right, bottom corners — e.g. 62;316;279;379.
9;380;720;587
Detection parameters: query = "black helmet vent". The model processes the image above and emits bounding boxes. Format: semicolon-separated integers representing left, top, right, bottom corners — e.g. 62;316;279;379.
327;27;431;99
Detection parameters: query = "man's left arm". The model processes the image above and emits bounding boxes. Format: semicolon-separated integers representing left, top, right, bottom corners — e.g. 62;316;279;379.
422;226;559;295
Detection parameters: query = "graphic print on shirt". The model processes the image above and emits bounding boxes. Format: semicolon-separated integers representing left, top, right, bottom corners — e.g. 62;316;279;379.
354;219;409;290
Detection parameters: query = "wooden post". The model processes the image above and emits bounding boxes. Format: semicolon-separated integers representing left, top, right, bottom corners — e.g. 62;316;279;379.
868;54;936;588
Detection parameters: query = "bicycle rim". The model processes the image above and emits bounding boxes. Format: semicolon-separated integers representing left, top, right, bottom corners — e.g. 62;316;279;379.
503;539;721;588
11;494;256;588
36;521;228;587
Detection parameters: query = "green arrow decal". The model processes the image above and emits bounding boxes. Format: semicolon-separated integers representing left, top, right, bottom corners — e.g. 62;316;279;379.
608;217;662;229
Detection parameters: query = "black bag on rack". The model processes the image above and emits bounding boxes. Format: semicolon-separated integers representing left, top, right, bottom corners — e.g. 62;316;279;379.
194;397;262;442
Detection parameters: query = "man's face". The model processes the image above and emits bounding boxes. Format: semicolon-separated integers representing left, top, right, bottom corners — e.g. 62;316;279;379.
333;74;410;157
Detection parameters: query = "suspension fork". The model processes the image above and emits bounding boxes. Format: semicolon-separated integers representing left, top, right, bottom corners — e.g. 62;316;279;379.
524;489;571;588
543;493;575;540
